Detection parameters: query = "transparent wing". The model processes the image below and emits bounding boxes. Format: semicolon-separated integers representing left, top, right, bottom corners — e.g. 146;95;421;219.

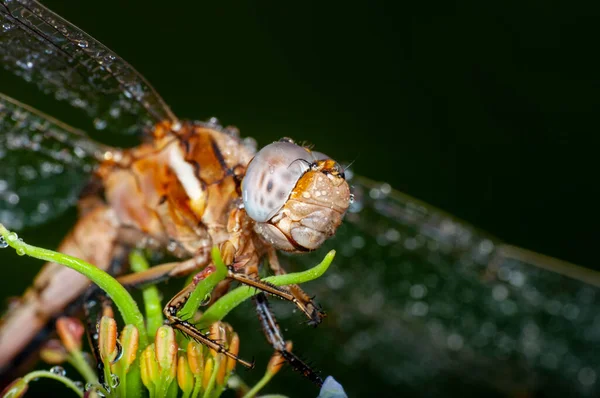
0;93;100;229
279;175;600;397
0;0;177;136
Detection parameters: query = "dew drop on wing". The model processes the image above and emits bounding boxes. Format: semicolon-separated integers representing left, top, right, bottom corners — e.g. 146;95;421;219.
94;118;108;130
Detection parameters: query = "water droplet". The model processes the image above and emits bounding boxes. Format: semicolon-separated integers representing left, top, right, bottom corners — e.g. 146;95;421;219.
109;107;121;118
200;293;212;306
37;201;49;214
492;285;509;301
16;248;25;256
447;333;464;351
77;40;89;48
102;383;111;393
7;193;19;205
74;381;84;391
579;367;597;386
206;117;220;127
111;341;123;364
409;284;427;299
167;240;178;252
85;383;107;396
109;374;120;388
49;365;66;376
0;237;7;249
6;232;18;243
94;118;107;130
2;23;13;31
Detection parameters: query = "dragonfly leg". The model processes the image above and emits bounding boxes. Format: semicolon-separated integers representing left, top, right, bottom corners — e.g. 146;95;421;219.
254;292;323;387
265;249;326;326
116;250;211;288
226;265;326;325
162;274;255;369
117;246;255;367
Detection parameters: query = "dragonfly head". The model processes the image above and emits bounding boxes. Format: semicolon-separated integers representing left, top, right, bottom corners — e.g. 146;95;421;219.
242;139;351;252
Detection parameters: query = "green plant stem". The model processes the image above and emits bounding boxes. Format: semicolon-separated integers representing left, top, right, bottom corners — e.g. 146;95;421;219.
119;371;128;398
227;375;250;395
103;358;114;396
197;250;336;329
129;250;163;338
21;370;84;397
67;350;98;385
180;246;228;317
0;224;149;349
126;359;143;398
190;376;203;398
242;371;275;398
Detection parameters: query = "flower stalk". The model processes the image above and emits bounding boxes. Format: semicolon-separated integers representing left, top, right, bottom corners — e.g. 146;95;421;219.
0;223;337;397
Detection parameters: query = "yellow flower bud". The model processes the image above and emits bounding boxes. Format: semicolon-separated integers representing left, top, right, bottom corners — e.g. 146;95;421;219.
202;357;214;390
118;325;139;373
226;332;240;373
177;354;194;395
187;341;204;376
55;317;84;353
154;325;177;379
98;316;118;363
140;344;159;390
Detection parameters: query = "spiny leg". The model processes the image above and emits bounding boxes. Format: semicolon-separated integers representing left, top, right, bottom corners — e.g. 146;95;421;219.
115;241;316;323
226;267;322;323
113;247;254;368
116;253;209;288
219;241;324;324
266;249;326;326
254;292;323;387
162;272;255;369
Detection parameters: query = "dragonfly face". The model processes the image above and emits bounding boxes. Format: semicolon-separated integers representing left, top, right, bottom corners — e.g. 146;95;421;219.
242;140;351;252
1;0;600;397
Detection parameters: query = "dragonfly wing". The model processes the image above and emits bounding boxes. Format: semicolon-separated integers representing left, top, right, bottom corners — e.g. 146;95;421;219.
279;174;600;396
0;93;100;229
0;0;177;137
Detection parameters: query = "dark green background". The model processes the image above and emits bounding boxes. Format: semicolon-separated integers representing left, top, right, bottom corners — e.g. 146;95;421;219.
1;0;599;396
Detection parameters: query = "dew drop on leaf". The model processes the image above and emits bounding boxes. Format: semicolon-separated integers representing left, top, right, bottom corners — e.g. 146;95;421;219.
49;366;66;376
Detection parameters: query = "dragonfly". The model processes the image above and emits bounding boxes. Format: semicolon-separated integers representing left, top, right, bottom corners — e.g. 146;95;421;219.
0;0;352;387
1;0;600;396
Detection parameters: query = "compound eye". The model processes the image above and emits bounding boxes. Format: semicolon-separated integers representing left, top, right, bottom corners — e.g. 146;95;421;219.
242;141;313;222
